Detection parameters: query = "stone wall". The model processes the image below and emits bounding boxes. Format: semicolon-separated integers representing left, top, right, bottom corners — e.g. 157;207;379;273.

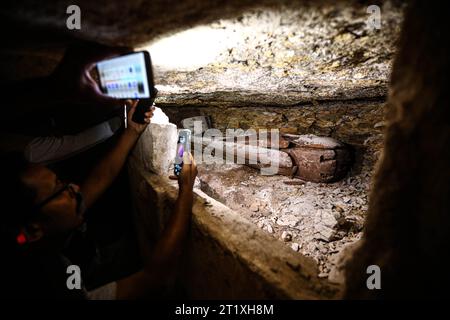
344;0;450;299
161;100;386;164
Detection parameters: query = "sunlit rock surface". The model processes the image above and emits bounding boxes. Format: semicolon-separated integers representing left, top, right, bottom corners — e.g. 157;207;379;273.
148;1;403;105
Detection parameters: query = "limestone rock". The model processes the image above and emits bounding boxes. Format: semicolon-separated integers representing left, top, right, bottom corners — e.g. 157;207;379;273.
276;214;298;228
281;231;292;242
132;121;178;175
328;240;362;285
250;202;260;212
314;209;339;242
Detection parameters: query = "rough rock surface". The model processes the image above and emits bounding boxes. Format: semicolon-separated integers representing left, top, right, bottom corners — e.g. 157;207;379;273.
132;122;178;175
151;0;403;106
197;148;377;281
162;100;386;157
345;1;450;299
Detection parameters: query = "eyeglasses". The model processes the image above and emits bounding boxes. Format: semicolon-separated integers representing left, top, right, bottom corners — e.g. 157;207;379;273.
33;183;76;211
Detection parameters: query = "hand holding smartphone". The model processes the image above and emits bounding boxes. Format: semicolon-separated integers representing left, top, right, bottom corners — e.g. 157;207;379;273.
174;129;192;177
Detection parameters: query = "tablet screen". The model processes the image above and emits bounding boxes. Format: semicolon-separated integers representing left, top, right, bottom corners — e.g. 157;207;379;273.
97;52;151;99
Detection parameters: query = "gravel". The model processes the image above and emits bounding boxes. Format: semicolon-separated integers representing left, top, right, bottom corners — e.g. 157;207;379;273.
196;148;378;281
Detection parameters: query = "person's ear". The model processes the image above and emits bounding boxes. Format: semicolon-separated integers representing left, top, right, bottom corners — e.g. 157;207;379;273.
22;223;44;243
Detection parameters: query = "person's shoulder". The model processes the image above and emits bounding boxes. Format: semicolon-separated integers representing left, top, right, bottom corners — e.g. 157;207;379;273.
86;281;117;300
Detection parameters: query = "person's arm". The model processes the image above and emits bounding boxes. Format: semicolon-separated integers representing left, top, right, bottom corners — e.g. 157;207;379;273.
24;117;121;164
115;153;198;299
80;100;154;208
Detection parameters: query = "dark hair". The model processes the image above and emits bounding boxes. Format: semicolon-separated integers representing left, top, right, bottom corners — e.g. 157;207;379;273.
0;152;37;244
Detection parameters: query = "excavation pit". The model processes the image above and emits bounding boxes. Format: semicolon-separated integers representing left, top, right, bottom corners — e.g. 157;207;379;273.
195;147;373;284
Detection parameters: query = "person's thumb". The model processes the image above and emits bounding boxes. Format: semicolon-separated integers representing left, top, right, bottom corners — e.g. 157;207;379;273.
183;152;192;165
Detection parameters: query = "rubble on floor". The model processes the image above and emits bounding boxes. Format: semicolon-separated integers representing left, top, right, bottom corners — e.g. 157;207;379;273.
196;150;377;282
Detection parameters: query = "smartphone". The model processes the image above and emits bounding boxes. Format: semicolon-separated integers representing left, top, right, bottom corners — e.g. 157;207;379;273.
95;50;157;123
174;129;191;176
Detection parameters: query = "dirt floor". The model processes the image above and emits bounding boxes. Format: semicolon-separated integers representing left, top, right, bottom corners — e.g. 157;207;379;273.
196;149;378;284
